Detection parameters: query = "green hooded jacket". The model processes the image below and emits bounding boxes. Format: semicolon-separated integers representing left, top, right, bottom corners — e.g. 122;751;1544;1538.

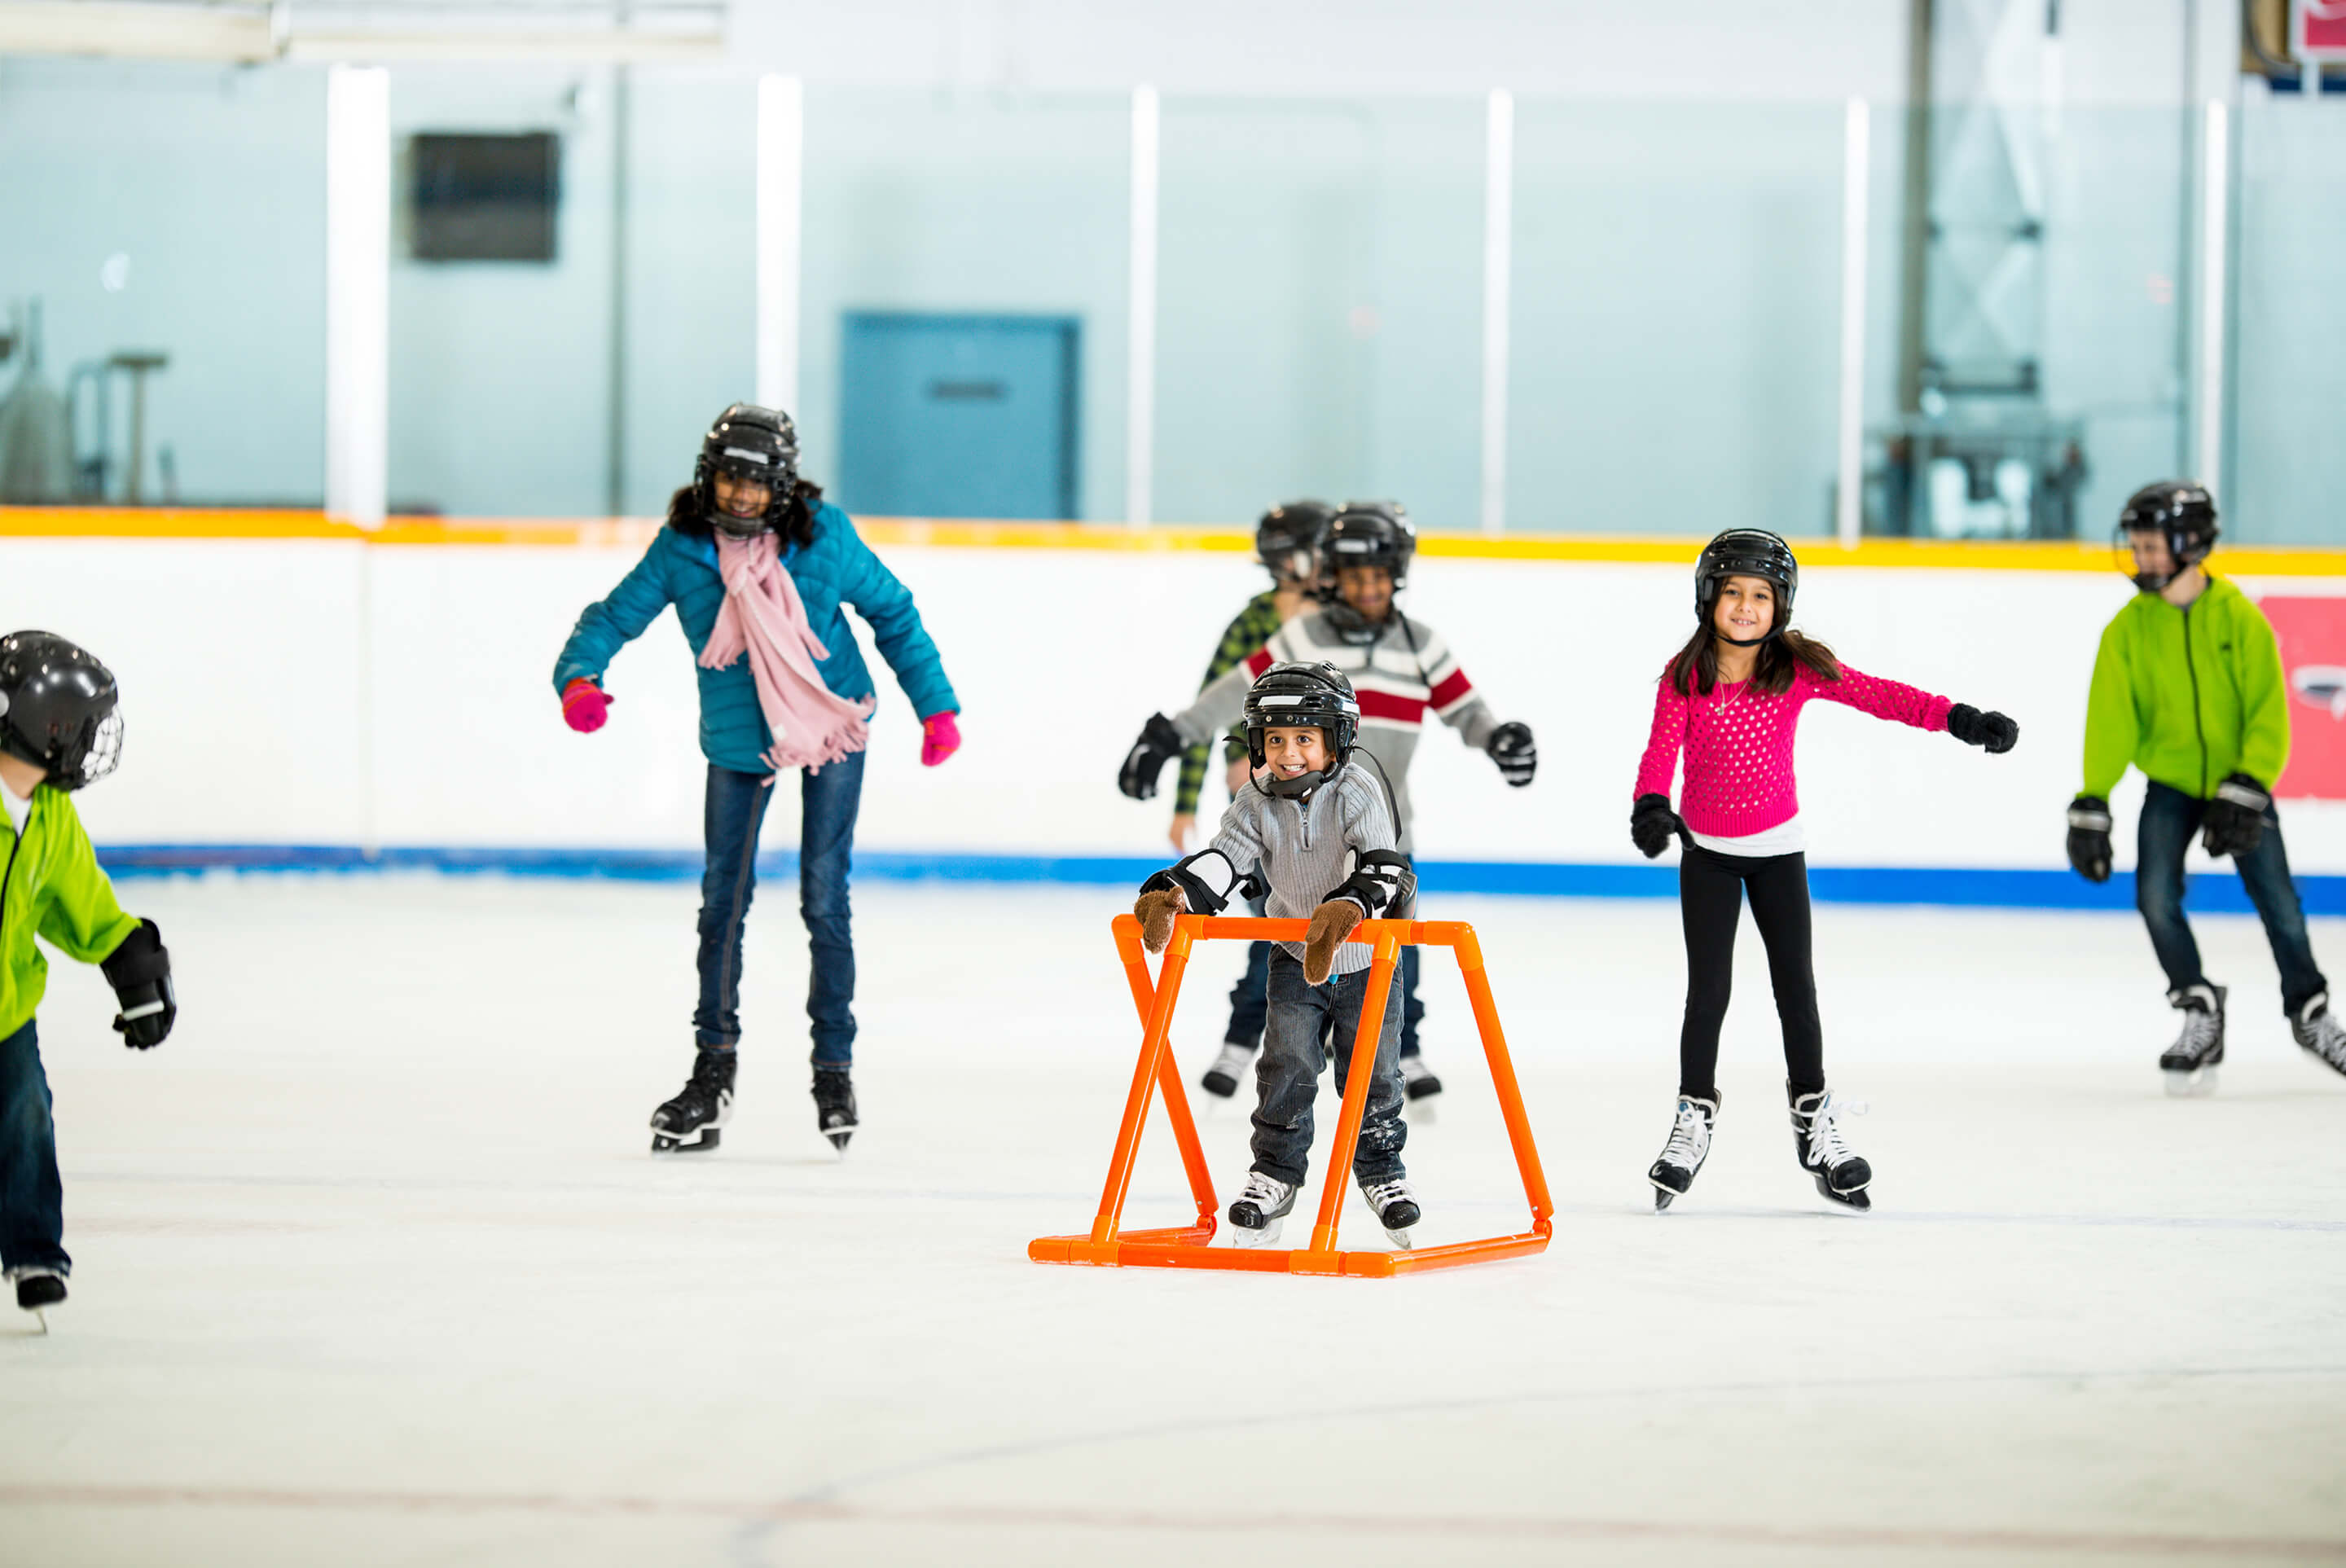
2082;576;2290;801
0;784;140;1039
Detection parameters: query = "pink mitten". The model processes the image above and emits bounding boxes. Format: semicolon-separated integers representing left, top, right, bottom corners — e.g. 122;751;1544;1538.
920;710;961;767
562;679;613;734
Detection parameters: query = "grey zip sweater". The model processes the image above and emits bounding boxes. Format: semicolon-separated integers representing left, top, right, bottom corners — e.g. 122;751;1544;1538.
1170;608;1498;856
1171;760;1398;978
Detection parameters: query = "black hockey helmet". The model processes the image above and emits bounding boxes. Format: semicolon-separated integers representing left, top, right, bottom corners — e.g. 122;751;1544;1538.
1321;501;1415;589
1694;529;1799;646
693;403;801;538
1256;500;1332;584
0;631;121;793
2115;480;2218;591
1243;661;1361;797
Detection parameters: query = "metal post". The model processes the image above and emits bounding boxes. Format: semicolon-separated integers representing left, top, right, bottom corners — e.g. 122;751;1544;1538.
1835;98;1871;549
2194;99;2229;504
324;64;389;529
1125;85;1159;526
1479;88;1513;538
755;75;803;415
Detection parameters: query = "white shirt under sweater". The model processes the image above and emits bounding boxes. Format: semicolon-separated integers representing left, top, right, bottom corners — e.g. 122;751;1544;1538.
1171;608;1499;858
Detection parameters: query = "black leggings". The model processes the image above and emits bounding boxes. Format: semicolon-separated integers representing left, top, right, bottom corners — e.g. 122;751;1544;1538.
1678;846;1825;1101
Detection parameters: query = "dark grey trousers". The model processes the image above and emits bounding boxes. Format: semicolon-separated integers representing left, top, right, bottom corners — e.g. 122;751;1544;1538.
1249;949;1408;1188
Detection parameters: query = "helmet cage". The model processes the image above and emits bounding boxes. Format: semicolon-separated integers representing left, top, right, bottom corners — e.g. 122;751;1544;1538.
2114;482;2218;591
693;404;801;538
0;633;123;793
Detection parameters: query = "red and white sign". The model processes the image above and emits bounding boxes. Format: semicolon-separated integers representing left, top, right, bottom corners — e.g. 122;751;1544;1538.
2296;0;2346;62
2262;596;2346;798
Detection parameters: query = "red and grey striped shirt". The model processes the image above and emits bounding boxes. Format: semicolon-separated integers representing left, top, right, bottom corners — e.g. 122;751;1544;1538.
1171;609;1499;855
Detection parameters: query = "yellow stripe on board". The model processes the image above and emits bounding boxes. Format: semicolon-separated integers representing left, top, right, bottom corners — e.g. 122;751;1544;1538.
4;507;2345;576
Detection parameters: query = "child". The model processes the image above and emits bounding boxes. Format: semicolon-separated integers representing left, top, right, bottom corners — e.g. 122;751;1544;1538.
1166;501;1329;1100
1630;529;2016;1212
555;404;960;1156
0;631;177;1322
1120;502;1535;1106
1132;662;1419;1247
2065;481;2346;1093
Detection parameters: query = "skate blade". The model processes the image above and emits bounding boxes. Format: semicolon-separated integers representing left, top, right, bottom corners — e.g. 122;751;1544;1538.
30;1310;46;1335
651;1128;723;1155
825;1130;853;1159
2164;1065;2218;1097
1650;1184;1677;1212
1232;1216;1286;1249
1814;1179;1872;1212
1382;1225;1415;1250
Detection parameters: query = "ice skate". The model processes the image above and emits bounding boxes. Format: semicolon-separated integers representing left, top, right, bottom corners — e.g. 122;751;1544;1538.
812;1066;857;1156
1648;1094;1720;1212
1788;1087;1871;1211
1399;1054;1443;1102
650;1046;736;1154
2159;983;2225;1096
1358;1175;1421;1249
1227;1171;1297;1247
11;1267;65;1333
2291;992;2346;1081
1200;1040;1254;1099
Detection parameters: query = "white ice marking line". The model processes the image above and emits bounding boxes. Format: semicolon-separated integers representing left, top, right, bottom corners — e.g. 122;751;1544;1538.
9;1479;2340;1561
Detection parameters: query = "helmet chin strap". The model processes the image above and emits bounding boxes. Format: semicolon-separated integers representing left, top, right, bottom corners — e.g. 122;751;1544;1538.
1718;626;1783;648
1261;767;1331;800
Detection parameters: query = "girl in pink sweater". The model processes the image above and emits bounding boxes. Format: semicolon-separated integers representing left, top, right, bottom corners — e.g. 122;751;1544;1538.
1630;530;2016;1213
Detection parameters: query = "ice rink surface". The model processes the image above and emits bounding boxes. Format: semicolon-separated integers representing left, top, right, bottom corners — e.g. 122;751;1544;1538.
2;874;2343;1566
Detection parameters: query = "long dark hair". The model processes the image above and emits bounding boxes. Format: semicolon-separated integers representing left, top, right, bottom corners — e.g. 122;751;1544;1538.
666;475;826;550
1667;603;1841;697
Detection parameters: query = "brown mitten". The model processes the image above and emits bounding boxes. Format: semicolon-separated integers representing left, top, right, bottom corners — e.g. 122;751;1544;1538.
1135;886;1187;953
1303;898;1364;985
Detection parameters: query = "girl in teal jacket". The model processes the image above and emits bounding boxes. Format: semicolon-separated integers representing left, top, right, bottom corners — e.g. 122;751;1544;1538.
554;406;960;1156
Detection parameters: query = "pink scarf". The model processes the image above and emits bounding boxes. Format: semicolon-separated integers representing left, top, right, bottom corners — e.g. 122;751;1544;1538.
699;533;875;774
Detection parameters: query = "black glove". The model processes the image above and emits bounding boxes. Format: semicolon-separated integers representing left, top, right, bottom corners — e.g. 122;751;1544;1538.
1947;704;2019;754
1486;722;1536;788
2066;795;2112;883
99;919;174;1049
1631;793;1685;860
1118;713;1186;801
2201;773;2271;859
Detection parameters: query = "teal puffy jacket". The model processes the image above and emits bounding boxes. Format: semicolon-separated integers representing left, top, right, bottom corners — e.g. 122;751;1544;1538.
552;503;958;775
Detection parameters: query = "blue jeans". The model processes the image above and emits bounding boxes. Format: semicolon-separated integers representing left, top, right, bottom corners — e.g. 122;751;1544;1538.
1226;925;1421;1057
695;753;865;1065
0;1020;66;1276
2137;780;2327;1015
1249;950;1407;1188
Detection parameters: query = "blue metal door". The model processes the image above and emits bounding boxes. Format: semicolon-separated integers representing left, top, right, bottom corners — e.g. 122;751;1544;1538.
838;313;1079;520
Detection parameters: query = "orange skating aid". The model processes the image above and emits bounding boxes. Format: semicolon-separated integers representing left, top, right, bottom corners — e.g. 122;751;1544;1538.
1029;914;1553;1279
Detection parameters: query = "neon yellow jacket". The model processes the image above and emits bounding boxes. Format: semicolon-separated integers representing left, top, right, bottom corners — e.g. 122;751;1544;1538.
0;784;140;1039
2082;576;2290;800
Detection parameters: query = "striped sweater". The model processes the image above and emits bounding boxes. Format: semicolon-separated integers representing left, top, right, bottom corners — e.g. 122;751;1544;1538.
1171;609;1498;856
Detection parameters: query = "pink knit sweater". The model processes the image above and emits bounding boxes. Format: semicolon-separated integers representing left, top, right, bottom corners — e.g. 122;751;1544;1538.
1634;659;1953;838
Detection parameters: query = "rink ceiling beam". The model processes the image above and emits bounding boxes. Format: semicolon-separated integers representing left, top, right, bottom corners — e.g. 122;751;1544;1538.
1027;914;1556;1280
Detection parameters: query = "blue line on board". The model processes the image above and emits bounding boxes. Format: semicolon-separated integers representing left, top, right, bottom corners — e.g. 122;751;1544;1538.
89;844;2346;916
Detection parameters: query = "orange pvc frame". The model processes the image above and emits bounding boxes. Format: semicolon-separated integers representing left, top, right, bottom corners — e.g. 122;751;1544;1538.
1029;914;1553;1278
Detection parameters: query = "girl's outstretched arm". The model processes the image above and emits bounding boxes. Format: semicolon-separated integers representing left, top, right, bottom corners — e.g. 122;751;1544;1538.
553;538;675;695
1812;663;1956;731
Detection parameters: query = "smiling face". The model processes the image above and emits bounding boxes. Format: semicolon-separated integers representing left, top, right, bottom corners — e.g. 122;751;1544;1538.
2125;525;2175;583
1335;565;1395;625
1711;575;1777;643
1261;725;1331;781
713;470;772;522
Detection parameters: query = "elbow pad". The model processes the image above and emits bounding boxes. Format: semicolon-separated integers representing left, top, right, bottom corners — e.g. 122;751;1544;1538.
1140;850;1244;916
1326;849;1415;917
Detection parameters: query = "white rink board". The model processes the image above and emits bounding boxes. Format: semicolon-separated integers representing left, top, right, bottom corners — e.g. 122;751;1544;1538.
2;875;2342;1566
8;534;2346;872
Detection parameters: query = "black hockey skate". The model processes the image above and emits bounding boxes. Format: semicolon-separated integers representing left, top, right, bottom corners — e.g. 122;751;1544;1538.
1358;1175;1421;1249
812;1066;857;1156
1399;1055;1443;1103
1228;1171;1298;1248
1200;1041;1254;1099
2160;983;2225;1096
1648;1093;1720;1212
2291;992;2346;1081
1788;1087;1870;1210
11;1267;65;1332
650;1046;736;1154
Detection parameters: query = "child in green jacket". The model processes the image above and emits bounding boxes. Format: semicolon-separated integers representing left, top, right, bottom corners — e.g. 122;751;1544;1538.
0;632;175;1322
2066;482;2346;1094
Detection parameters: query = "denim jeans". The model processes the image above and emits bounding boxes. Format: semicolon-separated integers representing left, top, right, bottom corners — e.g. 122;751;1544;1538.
2137;780;2327;1015
0;1021;66;1276
695;751;866;1065
1249;950;1408;1188
1226;915;1421;1057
